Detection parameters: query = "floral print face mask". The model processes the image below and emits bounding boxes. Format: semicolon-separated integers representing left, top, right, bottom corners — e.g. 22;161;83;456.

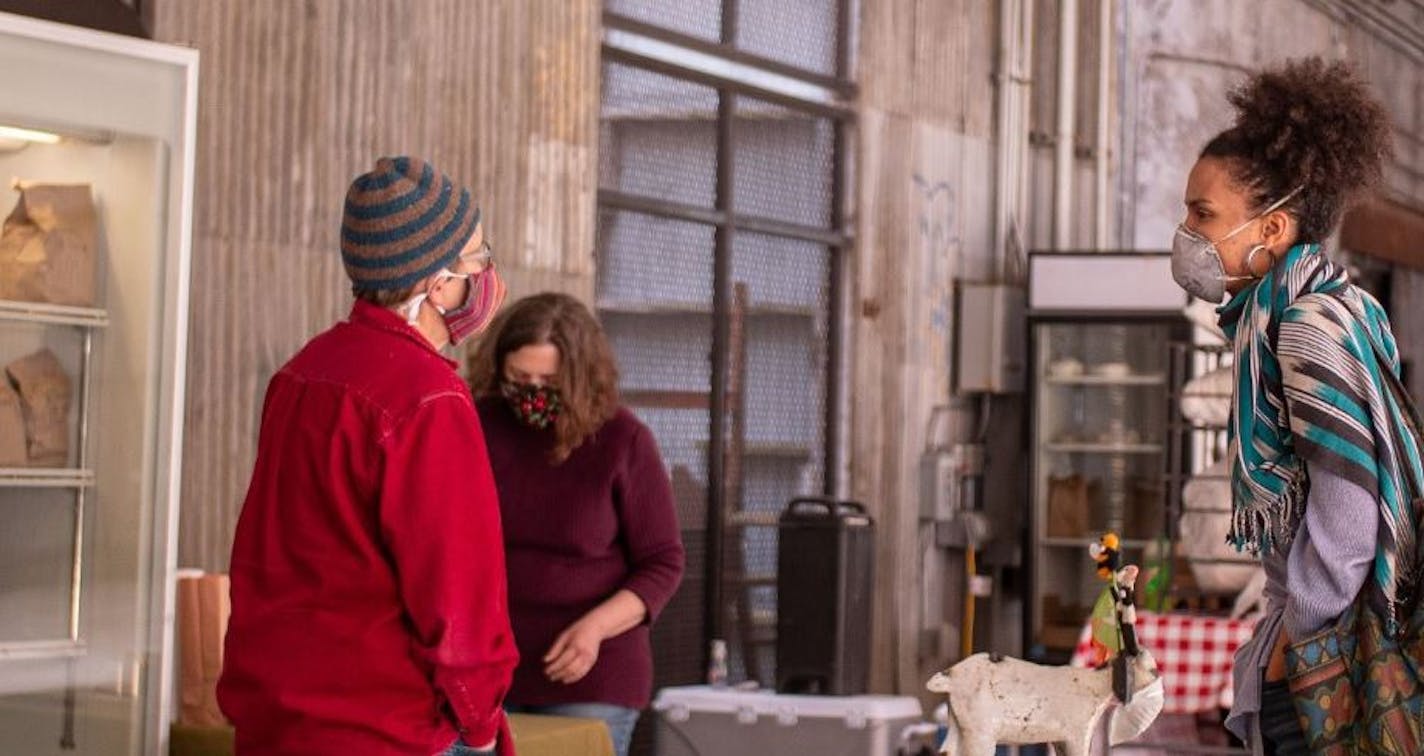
500;381;561;430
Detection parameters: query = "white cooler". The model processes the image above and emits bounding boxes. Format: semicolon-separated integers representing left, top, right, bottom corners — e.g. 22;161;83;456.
653;685;923;756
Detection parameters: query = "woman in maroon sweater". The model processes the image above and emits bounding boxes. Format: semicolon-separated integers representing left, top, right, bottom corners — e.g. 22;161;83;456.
468;293;685;756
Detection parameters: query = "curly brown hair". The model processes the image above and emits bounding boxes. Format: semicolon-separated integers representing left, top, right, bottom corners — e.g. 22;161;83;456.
468;292;620;463
1201;57;1393;243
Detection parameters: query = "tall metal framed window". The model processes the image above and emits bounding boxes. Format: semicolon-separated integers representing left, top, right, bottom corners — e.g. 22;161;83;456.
597;1;855;696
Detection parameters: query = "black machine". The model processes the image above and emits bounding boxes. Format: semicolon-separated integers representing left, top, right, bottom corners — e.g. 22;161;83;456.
775;497;874;695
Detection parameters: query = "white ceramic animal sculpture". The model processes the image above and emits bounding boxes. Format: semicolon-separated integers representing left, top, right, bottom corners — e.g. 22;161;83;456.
925;650;1163;756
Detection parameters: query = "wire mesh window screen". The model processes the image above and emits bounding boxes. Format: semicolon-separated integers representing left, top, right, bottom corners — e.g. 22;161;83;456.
606;0;723;42
595;207;714;692
719;232;832;684
733;0;842;76
599;2;848;721
607;0;844;80
726;235;830;477
732;96;836;227
601;62;719;209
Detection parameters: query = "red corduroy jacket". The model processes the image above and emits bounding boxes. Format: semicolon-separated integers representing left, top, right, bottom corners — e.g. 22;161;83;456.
218;300;518;755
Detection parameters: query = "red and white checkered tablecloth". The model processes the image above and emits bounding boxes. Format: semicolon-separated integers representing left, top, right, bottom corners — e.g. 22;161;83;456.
1069;610;1259;714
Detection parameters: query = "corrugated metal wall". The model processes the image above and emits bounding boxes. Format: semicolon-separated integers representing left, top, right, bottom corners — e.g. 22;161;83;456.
149;0;601;569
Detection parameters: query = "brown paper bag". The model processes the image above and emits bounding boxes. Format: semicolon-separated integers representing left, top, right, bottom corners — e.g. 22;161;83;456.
1046;474;1097;538
0;379;26;465
5;348;71;466
197;574;230;723
176;576;204;725
0;183;98;306
1124;477;1162;540
177;573;231;727
1040;594;1088;649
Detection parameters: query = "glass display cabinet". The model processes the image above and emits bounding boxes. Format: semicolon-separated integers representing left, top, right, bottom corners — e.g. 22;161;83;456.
1024;252;1188;655
0;12;197;755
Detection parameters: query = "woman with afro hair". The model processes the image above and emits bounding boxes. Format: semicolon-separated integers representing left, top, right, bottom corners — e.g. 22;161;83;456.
1171;57;1421;754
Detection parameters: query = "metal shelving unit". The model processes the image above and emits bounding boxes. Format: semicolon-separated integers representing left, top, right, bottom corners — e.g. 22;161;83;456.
0;301;104;660
0;469;96;488
1164;342;1259;604
0;640;87;662
1028;315;1188;655
0;300;109;329
1045;374;1167;386
1043;442;1165;455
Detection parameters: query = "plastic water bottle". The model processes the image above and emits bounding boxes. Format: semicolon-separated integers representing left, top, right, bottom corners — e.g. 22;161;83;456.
707;639;729;687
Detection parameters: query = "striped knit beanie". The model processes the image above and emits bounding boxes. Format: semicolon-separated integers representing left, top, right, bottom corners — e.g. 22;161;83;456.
341;156;482;292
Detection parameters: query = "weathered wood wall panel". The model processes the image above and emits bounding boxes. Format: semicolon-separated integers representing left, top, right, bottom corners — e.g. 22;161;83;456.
150;0;600;570
852;0;999;699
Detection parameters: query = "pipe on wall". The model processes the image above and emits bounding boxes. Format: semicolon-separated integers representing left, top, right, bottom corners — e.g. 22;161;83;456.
1095;0;1113;248
1053;0;1079;249
1017;0;1035;258
994;0;1035;277
993;0;1015;271
1115;0;1137;248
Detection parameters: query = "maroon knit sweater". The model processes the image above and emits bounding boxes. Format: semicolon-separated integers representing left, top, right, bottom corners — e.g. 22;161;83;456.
475;397;685;709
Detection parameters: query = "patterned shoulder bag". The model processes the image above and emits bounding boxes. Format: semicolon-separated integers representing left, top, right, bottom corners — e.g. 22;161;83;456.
1285;335;1424;755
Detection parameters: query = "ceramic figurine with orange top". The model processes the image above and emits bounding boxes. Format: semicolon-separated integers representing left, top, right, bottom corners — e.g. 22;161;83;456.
1087;533;1141;667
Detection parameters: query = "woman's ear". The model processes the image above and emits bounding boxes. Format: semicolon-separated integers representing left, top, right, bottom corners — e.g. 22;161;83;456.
1260;208;1296;252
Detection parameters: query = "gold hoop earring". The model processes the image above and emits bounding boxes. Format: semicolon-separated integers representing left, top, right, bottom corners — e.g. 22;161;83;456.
1245;244;1271;277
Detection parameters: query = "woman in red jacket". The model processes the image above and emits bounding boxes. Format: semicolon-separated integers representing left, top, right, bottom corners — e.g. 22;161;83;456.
469;293;686;756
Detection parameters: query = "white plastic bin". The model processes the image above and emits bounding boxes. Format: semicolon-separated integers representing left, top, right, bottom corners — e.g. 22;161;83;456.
653;685;923;756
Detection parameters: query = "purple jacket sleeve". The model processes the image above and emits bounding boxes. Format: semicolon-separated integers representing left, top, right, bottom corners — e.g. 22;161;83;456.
1284;463;1378;640
614;422;686;624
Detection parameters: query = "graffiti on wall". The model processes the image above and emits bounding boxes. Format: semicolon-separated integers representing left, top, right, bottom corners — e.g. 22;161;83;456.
913;173;958;336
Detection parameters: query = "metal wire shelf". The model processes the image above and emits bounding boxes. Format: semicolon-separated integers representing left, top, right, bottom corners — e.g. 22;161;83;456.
0;299;108;328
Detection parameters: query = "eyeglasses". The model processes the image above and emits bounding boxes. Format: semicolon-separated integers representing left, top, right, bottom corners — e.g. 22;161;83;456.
456;240;493;275
462;239;493;266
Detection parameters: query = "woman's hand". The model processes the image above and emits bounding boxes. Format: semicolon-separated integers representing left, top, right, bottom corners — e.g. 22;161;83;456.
542;590;649;685
543;616;605;685
1266;628;1291;682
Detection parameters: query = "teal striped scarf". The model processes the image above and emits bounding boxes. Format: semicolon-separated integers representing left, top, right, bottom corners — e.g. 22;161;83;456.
1218;243;1424;631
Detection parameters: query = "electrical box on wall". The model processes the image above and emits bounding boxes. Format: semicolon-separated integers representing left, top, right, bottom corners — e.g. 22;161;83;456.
955;282;1026;394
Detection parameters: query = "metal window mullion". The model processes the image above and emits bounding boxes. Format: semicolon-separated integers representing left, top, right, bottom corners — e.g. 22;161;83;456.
824;118;848;498
704;82;735;654
733;214;848;248
597;188;850;247
721;0;738;46
834;0;852;83
602;11;855;95
596;189;726;227
600;46;851;122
